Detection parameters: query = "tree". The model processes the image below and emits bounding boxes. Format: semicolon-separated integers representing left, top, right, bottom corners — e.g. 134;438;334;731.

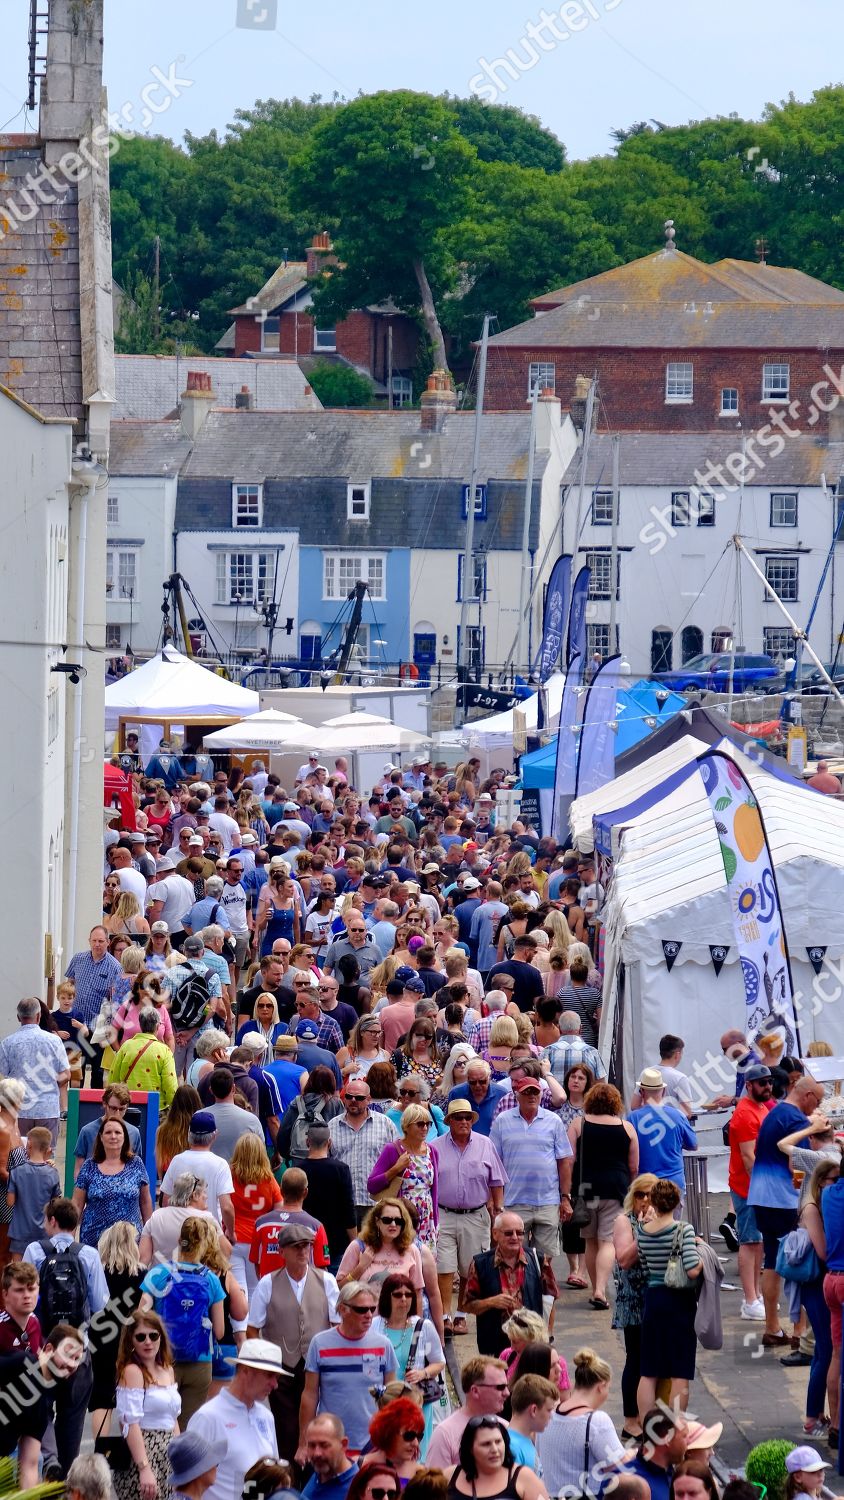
289;91;478;374
307;361;374;407
445;95;566;172
114;271;203;355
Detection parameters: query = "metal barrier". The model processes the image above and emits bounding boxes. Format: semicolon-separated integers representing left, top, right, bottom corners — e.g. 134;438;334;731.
683;1150;711;1242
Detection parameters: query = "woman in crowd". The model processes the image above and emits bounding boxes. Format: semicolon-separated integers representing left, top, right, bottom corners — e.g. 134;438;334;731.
495;901;532;962
337;1198;425;1304
363;1395;426;1480
795;1157;837;1438
106;891;150;941
394;1021;444;1092
114;1309;180;1500
437;1045;476;1105
0;1078;26;1270
89;1223;146;1440
140;1171;222;1266
446;1415;545;1500
338;1016;392;1080
671;1464;721;1500
635;1177;703;1417
567;941;602;993
229;1134;282;1308
442;950;483;1010
235;994;286;1058
431;917;460;967
140;1215;227;1425
611;1173;657;1441
113;971;175;1051
535;1348;625;1498
73;1118;153;1248
484;1017;519;1082
543;910;572;961
368;1104;439;1252
499;1312;549;1382
372;1274;446;1452
367;1060;400;1113
305;888;338;962
504;1338;570;1407
108;944;147;1011
254;868;301;956
337;953;373;1015
144;924;173;974
369;955;401;1003
567;1082;638;1310
388;1078;446;1141
103;872;122;920
347;1465;402;1500
155;1084;201;1178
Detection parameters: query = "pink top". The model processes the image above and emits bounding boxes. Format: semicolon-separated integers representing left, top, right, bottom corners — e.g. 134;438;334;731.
114;1001;174;1045
337;1238;424;1291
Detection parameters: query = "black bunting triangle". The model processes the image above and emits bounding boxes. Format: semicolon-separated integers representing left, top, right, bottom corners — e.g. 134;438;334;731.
661;940;682;973
709;945;729;978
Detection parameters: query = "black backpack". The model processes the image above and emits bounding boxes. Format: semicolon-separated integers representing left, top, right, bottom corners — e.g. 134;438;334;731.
171;964;212;1029
38;1239;90;1329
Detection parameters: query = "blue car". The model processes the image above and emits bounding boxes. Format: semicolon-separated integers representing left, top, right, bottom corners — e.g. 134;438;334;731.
654;652;782;693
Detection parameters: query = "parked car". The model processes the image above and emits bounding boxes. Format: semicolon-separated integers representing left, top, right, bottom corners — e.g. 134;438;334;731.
653;652;782;692
793;661;844;694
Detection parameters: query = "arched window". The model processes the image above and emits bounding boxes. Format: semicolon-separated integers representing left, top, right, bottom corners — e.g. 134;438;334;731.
651;630;672;674
682;626;703;663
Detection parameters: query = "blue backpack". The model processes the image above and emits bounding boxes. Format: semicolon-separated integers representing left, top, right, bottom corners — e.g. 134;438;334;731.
156;1265;214;1362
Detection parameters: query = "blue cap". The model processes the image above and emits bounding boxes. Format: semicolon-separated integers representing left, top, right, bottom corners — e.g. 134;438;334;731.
394;965;416;984
294;1019;320;1042
403;975;425;994
189;1110;217;1136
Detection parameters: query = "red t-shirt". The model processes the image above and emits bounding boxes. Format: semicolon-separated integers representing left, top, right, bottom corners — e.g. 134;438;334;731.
231;1175;282;1246
249;1209;331;1277
729;1095;774;1196
0;1311;41;1356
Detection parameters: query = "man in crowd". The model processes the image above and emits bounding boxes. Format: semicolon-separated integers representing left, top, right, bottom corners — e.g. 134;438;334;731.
426;1355;509;1467
240;951;296;1027
542;1010;606;1086
196;1031;259;1113
507;1373;560;1470
301;1415;359;1500
628;1068;698;1190
487;933;545;1013
631;1034;694;1116
316;974;358;1042
63;927;122;1085
164;937;225;1077
298;1282;398;1463
187;1339;284;1500
249;1169;332;1280
328;1082;399;1224
464;1211;556;1357
378;971;424;1051
432;1098;507;1335
160;1110;235;1238
0;997;69;1144
146;855;195;948
0;1323;87;1486
470;882;508;975
323;916;381;981
727;1063;775;1322
218;855;251;985
206;1067;264;1158
448;1058;508;1137
293;986;344;1054
490;1077;573;1257
627;1408;689;1500
184;874;231;935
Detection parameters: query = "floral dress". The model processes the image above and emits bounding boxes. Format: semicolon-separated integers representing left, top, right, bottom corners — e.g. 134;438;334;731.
398;1148;437;1252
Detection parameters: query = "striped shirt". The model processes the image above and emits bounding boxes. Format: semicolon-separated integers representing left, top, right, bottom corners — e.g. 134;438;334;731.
489;1106;572;1207
636;1220;699;1286
328;1111;400;1204
304;1327;398;1451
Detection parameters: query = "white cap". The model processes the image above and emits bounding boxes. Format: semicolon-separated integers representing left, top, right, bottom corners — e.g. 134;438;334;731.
383;763;396;774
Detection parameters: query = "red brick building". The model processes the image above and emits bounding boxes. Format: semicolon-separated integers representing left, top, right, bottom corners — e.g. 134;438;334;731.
221;234;422;404
485;246;844;430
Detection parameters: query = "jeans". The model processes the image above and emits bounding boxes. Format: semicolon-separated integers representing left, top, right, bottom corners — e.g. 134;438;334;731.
40;1356;93;1475
802;1278;833;1419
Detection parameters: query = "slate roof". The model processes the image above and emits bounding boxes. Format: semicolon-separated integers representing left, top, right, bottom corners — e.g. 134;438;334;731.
229;261;308;316
109;421;194;477
563;431;844;488
491;249;844;350
114;355;321;420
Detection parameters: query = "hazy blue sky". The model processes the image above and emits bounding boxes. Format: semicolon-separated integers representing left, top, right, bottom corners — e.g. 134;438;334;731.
1;0;841;160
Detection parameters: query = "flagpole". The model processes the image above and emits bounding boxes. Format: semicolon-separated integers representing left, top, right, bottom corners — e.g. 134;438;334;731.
516;387;539;673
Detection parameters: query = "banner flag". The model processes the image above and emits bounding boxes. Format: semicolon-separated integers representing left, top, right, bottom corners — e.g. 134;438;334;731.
538;555;572;683
567;565;591;671
551;653;583;841
575;653;623;798
661;939;682;973
806;946;827;976
698;751;800;1053
709;944;729;977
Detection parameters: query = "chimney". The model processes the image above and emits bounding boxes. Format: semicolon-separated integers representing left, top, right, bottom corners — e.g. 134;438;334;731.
569;374;591;431
40;0;105;150
829;408;844;444
306;232;336;279
180;371;216;439
235;385;253;411
535;386;562;449
420;369;457;433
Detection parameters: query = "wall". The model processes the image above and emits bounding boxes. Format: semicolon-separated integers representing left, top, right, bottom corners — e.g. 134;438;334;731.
297;545;410;665
107;476;178;653
177;529;300;655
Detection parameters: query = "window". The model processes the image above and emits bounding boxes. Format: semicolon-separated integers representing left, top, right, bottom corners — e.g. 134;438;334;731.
215;551;276;605
457;553;487;602
585;551;617;601
681;626;703;662
323;553;386;600
671;491;691;527
697;492;715;526
389;376;413;408
666;362;693;402
463;625;485;673
764;555;798;601
261;316;280;352
528;362;555;399
461;485;488;520
763;626;796;661
770;491;798;527
763;362;790;402
105;624;122;649
651;630;672;673
314;327;337;352
232;484;262;527
587;623;618;658
711;628;732;652
106;549;138;599
591;489;616;526
720;387;739;415
47;687;59;746
347;483;371;521
107;495;119;524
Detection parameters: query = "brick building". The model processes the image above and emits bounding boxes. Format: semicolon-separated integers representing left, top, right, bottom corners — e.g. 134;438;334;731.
220;233;422;404
485;244;844;431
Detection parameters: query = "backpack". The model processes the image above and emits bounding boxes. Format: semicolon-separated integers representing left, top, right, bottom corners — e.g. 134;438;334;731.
155;1265;214;1362
38;1239;90;1329
170;964;212;1029
288;1095;328;1161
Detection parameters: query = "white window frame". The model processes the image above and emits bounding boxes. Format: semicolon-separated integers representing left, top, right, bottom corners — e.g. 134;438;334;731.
314;327;337;352
764;555;798;602
215;551;277;606
457;552;487;603
591;488;616;526
763;626;796;661
720;387;739;415
762;362;790;402
232;483;263;528
585;551;617;601
107;495;119;524
323;553;386;601
106;548;139;600
389;375;413;409
528;362;555;400
770;491;798;527
697;492;715;527
105;623;122;649
261;316;280;352
347;483;371;521
587;623;618;658
671;491;691;527
665;362;694;403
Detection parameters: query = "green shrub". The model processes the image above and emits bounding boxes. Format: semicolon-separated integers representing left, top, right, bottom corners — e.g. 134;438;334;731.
745;1439;797;1500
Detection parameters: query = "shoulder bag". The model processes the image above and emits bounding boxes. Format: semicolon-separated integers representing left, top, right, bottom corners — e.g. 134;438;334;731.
94;1403;133;1472
405;1316;445;1404
664;1222;692;1288
776;1223;822;1284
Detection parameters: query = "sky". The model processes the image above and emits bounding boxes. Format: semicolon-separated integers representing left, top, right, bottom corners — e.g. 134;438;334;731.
0;0;841;161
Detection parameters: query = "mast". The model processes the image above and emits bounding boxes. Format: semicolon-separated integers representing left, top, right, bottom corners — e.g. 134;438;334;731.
459;313;491;678
516;387;539;672
734;536;844;709
609;433;620;652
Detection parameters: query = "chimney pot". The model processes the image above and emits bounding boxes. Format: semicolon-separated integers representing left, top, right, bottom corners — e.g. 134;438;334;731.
180;371;217;438
420;367;457;433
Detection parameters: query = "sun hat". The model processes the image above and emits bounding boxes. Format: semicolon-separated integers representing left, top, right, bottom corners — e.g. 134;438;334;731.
224;1337;291;1374
168;1432;228;1488
785;1448;830;1474
684;1421;723;1450
637;1067;664;1090
445;1098;479;1124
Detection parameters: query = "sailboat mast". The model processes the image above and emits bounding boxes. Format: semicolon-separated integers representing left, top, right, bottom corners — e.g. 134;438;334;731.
459;313;491;677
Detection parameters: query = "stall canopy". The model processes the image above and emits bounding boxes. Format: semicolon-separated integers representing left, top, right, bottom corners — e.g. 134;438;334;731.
201;708;306;751
461;672;567;760
204;709;432;756
105;648;260;731
519;680;687;788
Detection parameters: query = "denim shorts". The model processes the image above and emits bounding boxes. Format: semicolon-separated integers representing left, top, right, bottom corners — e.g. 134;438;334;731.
730;1190;762;1245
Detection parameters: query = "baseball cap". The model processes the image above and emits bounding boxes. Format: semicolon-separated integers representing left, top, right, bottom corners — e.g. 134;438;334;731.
188;835;204;847
283;802;299;813
150;920;169;935
744;1064;772;1083
183;936;204;956
394;965;416;984
308;751;319;759
294;1020;320;1042
785;1449;830;1474
189;1110;217;1136
513;1077;542;1094
240;1033;269;1053
462;876;481;890
403;975;425;995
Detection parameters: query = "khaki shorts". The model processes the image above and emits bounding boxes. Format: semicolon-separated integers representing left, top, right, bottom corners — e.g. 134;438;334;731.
580;1197;621;1242
509;1202;559;1258
232;932;250;969
437;1206;491;1277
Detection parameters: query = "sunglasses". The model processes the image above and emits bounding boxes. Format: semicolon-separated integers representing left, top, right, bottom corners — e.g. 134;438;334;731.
398;1087;420;1096
133;1330;161;1344
392;1289;413;1298
368;1489;399;1500
348;1304;375;1315
345;1094;368;1101
379;1216;403;1226
400;1431;421;1443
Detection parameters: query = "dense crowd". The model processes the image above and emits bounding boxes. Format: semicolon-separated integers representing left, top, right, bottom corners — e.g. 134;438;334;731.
0;748;840;1500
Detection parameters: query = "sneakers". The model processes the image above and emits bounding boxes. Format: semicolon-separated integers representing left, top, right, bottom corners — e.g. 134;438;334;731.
719;1215;740;1253
740;1298;765;1320
804;1418;830;1437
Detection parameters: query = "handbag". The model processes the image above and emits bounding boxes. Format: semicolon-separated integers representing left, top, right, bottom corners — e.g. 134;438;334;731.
664;1222;692;1288
776;1225;822;1284
94;1407;132;1472
569;1121;591;1228
405;1316;445;1405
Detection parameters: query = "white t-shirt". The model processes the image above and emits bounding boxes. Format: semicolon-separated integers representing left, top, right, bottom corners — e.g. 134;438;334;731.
161;1148;234;1223
250;771;269;796
305;910;335;952
142;1205;218;1263
116;867;148;907
209;812;242;853
218;881;248;935
147;873;195;932
187;1388;278;1500
658;1063;693;1110
249;1267;340;1330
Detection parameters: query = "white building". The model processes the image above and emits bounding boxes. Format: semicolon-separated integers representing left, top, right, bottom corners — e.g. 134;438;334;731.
563;432;844;677
106;426;193;654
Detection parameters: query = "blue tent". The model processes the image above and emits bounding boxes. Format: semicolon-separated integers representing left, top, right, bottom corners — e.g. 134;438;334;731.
519;680;686;790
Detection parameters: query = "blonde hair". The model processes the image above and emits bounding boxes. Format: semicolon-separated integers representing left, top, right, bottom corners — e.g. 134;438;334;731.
501;1309;548;1348
543;910;571;952
369;954;400;995
506;852;532;878
513;1014;534;1045
120;945;147;976
622;1172;658;1214
112;892;143;924
489;1016;518;1047
808;1041;834;1058
436;915;459;939
0;1078;27;1113
98;1221;143;1276
177;1215;228;1276
572;1347;611;1389
443;949;468;978
231;1133;274;1187
567;941;593;969
56;980;76;1002
401;1102;432;1132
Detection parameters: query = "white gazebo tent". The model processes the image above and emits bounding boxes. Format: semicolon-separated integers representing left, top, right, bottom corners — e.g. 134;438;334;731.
204;708;432;791
460;671;567;771
201;709;306;752
106;647;260;758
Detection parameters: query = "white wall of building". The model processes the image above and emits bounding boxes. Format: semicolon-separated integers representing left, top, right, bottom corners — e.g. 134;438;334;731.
106;476;178;654
175;530;300;656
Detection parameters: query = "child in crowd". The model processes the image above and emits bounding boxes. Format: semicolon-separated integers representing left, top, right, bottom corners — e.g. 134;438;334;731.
6;1128;61;1259
0;1261;42;1353
784;1446;831;1500
52;979;88;1087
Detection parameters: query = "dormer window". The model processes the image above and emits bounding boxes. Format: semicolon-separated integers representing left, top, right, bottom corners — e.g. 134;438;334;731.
347;483;370;520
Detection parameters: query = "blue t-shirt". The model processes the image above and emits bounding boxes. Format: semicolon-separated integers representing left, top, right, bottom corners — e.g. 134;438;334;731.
448;1081;508;1137
628;1103;697;1187
266;1057;307;1112
747;1101;805;1209
508;1429;540;1474
823;1178;844;1271
303;1463;360;1500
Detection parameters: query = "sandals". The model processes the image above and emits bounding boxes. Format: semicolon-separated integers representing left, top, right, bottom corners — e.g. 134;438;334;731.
566;1275;589;1289
452;1315;468;1335
588;1296;610;1311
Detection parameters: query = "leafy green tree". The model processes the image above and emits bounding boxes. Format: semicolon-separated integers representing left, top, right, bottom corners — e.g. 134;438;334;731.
445;96;566;171
114;271;203;355
290;91;478;373
307;361;375;407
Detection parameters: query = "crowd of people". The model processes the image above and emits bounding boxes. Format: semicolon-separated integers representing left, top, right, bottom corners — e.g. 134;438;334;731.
0;749;839;1499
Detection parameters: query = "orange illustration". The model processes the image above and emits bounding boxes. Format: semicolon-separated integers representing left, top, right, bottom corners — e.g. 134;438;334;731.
734;801;765;862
